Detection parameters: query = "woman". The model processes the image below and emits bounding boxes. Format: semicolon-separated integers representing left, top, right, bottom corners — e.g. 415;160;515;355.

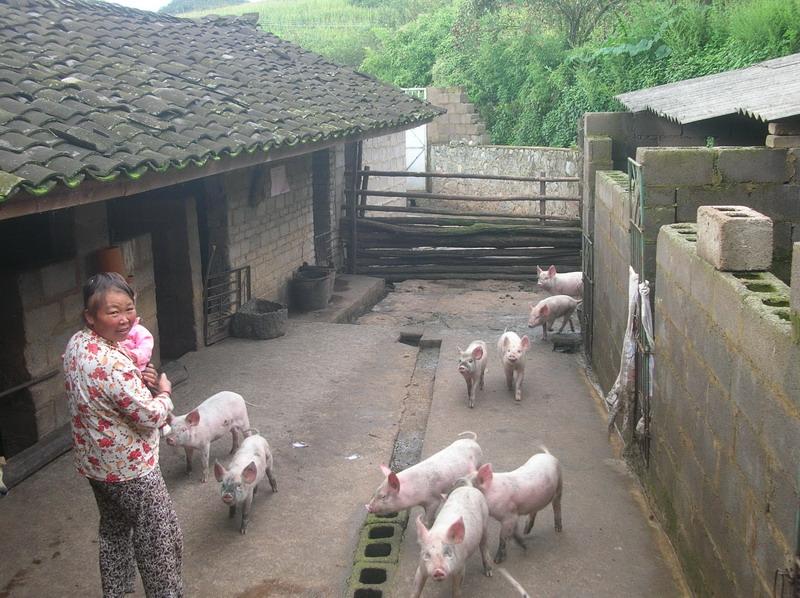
63;272;183;597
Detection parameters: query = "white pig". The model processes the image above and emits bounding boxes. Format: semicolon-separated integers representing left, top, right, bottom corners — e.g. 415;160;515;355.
528;295;580;340
459;449;563;563
457;340;487;409
164;391;250;482
213;432;277;535
537;265;583;298
411;486;493;598
366;432;482;526
497;331;530;402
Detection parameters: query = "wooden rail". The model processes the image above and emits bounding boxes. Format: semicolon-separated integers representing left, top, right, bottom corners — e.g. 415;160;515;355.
349;170;579;183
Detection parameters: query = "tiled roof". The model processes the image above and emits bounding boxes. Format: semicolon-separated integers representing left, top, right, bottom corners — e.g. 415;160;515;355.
0;0;443;202
616;52;800;124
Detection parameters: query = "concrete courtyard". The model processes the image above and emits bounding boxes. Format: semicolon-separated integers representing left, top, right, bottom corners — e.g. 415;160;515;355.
0;277;688;597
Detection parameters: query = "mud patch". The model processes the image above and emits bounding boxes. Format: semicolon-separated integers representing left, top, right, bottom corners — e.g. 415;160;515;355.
0;568;28;598
235;578;313;597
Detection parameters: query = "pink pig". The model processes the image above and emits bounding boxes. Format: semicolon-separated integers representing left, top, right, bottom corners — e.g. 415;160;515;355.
537;265;583;298
528;295;580;340
497;331;530;402
411;486;493;598
459;448;563;563
457;340;487;409
366;432;482;526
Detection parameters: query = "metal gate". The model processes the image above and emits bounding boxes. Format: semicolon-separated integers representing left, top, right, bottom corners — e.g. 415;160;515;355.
203;265;251;346
628;158;652;466
402;88;428;193
582;184;594;362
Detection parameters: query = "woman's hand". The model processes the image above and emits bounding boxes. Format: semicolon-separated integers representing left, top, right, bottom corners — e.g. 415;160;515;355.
157;373;172;397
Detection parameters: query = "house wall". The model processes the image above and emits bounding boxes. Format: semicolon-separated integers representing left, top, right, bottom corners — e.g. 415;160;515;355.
361;131;407;200
651;224;799;597
215;156;316;307
426;144;581;217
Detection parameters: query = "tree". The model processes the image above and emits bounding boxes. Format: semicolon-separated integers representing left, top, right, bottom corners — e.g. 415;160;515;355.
527;0;625;47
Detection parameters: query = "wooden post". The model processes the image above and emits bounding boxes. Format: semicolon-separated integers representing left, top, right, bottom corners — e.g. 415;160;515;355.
539;170;547;217
358;165;370;218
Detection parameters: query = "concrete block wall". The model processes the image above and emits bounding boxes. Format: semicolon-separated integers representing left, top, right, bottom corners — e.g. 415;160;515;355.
221;156;316;307
361;131;407;202
120;234;159;367
426;144;581;217
426;87;491;145
652;224;799;597
591;170;633;391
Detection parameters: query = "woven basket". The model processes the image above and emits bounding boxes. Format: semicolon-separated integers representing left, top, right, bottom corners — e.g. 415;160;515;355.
230;299;287;340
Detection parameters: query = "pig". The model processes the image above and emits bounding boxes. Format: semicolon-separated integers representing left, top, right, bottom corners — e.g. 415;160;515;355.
457;340;487;409
537;265;583;298
528;295;580;341
213;431;277;535
163;390;250;482
411;485;493;598
497;331;530;402
458;448;563;563
366;431;482;527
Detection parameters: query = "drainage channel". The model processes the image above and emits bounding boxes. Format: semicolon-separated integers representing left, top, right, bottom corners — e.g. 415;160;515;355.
346;332;441;598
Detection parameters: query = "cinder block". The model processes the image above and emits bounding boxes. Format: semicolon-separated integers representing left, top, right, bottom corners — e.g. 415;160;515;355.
769;121;800;135
792;242;800;342
636;147;716;186
587;136;612;163
696;205;773;271
40;259;79;298
765;134;800;148
717;147;789;184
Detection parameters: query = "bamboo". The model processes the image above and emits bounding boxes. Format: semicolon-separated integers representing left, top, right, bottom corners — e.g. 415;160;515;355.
362;215;580;227
356;189;580;203
348;217;581;238
357;247;578;258
359;204;579;222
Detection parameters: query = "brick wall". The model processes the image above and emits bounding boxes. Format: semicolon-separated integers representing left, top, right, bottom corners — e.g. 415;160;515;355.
426;144;581;217
218;156;316;306
427;87;490;145
361;131;407;201
651;224;799;597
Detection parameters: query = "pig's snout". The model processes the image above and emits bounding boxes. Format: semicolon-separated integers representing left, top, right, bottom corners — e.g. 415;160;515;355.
432;568;447;580
165;437;176;446
222;493;235;505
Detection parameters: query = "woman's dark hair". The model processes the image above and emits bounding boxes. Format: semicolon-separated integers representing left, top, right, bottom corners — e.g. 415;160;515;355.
83;272;135;315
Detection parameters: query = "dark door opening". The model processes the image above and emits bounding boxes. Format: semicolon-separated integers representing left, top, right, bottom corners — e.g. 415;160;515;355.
312;149;332;266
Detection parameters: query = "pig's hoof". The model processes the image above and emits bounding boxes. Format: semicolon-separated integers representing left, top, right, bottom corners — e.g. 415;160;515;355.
240;528;247;535
484;567;493;577
493;554;505;564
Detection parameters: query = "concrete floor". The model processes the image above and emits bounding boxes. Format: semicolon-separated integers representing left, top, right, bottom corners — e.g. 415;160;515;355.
0;277;688;598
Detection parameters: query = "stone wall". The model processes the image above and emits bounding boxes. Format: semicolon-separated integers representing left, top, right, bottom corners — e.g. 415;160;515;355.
217;156;316;307
427;87;490;145
651;224;799;597
426;144;581;217
361;131;407;201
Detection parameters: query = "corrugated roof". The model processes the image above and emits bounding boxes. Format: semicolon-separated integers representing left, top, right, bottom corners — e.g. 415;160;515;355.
616;52;800;125
0;0;444;202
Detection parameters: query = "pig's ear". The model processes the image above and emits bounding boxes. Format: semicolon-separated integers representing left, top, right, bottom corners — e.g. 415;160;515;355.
521;335;531;350
446;517;465;545
213;460;225;482
548;265;557;277
536;265;543;275
242;461;258;484
186;410;200;426
387;472;400;492
476;463;493;487
471;345;484;360
415;514;429;543
540;304;550;316
456;345;464;354
380;464;392;477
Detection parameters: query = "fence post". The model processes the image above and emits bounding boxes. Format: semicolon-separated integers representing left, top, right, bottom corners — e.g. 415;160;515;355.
358;165;370;218
539;170;546;217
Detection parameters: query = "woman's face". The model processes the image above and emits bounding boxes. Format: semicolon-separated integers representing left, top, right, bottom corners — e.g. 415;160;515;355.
85;289;137;343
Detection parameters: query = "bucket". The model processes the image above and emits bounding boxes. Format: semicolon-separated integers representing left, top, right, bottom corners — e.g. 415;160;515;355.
290;265;335;312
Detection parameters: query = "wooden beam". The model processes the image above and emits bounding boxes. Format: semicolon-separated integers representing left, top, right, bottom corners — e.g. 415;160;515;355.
350;170;580;183
359;204;580;222
356;189;581;203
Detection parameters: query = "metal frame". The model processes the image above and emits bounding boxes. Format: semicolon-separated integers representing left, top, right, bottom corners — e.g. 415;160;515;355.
628;157;652;465
203;265;251;346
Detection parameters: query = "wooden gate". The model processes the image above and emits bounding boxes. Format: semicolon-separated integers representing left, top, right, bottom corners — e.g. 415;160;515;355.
343;168;581;281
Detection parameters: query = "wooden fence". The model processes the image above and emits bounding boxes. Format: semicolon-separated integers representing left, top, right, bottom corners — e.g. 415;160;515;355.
343;168;581;281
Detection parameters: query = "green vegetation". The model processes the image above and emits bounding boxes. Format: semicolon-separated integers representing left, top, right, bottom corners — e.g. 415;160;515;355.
160;0;245;15
182;0;441;67
181;0;800;147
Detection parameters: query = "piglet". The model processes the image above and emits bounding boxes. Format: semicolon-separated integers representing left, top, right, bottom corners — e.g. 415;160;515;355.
497;331;530;402
366;432;482;526
537;265;583;299
213;431;277;535
163;390;250;482
459;448;563;563
528;295;580;340
411;486;493;598
457;340;487;409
